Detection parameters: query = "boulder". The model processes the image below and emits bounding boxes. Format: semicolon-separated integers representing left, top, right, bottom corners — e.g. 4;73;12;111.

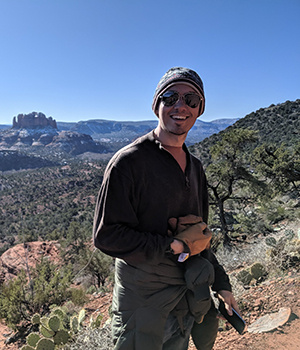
0;241;61;282
248;307;291;333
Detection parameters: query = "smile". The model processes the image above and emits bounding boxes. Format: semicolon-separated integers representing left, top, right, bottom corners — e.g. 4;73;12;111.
171;115;188;120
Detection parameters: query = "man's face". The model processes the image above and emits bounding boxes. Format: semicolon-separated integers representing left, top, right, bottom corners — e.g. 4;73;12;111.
156;83;201;138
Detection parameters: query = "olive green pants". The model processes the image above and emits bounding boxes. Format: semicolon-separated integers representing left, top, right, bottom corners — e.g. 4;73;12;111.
191;304;219;350
163;304;219;350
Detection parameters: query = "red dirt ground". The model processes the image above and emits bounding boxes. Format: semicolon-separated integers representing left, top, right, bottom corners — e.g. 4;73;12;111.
0;242;299;349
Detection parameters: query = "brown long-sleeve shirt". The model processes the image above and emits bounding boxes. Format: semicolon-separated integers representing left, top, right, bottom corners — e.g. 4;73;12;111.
93;130;231;292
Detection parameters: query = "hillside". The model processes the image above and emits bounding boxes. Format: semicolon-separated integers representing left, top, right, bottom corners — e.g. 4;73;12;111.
189;99;300;164
0;162;105;249
0;150;58;171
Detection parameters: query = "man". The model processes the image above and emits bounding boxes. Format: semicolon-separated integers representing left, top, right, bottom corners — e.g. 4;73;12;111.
93;67;239;349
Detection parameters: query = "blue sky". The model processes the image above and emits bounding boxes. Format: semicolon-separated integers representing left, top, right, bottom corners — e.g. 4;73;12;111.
0;0;299;125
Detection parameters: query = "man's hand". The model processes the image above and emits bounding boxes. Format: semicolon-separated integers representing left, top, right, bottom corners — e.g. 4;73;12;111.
217;290;241;316
170;239;185;254
168;214;204;234
168;214;212;256
175;222;212;256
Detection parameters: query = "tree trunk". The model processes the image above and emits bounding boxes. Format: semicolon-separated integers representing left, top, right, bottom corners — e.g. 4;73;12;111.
217;199;231;245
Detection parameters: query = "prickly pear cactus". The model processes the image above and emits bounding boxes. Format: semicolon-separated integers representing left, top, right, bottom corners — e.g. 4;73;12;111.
90;313;103;329
48;315;61;332
236;269;253;285
36;338;55;350
50;306;67;325
78;309;86;325
39;325;55;338
250;262;266;280
24;305;92;349
31;313;41;325
284;229;295;240
26;332;40;347
70;315;79;333
53;329;70;345
50;306;66;319
40;317;49;327
265;236;277;247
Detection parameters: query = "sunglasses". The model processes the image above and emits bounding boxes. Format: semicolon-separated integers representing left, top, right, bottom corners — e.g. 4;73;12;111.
159;90;202;109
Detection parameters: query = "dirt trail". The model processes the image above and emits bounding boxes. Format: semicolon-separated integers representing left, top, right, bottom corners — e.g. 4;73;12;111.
190;272;300;350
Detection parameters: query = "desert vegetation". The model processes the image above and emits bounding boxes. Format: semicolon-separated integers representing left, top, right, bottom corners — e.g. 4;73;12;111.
0;100;299;348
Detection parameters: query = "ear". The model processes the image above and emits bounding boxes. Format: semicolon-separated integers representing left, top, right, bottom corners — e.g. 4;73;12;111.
197;100;204;117
154;101;160;118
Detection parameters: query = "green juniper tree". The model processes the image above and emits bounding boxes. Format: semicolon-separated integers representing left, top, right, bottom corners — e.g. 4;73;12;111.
79;247;114;288
252;141;300;195
205;128;259;244
0;258;72;330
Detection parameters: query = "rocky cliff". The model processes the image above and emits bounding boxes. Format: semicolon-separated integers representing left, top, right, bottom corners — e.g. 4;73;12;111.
0;112;106;164
13;112;57;129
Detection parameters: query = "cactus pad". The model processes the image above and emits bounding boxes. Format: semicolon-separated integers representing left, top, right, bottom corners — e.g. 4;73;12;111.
48;315;61;332
265;237;277;247
39;325;55;338
236;269;253;285
70;315;79;333
31;313;41;325
36;338;55;350
78;309;86;325
51;307;66;320
26;332;40;347
250;262;266;280
53;329;70;345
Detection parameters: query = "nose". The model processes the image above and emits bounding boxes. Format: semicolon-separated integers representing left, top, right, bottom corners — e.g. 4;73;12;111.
173;96;187;109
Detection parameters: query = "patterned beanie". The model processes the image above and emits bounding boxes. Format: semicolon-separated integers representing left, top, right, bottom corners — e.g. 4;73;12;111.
152;67;205;116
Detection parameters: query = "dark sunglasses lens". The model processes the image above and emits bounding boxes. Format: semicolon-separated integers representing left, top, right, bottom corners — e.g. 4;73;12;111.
161;91;179;106
185;94;201;108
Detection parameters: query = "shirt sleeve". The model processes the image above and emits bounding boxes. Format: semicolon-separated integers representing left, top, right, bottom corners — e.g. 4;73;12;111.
93;164;173;264
201;249;232;292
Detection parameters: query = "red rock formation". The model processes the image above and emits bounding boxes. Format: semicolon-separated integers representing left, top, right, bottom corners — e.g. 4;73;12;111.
0;241;61;282
12;112;57;129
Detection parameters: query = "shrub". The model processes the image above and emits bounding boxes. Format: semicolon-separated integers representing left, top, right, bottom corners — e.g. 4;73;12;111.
0;258;72;330
63;324;113;350
69;288;87;307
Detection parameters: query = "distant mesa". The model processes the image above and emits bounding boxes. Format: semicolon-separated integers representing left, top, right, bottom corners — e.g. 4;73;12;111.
12;112;57;129
0;111;107;163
